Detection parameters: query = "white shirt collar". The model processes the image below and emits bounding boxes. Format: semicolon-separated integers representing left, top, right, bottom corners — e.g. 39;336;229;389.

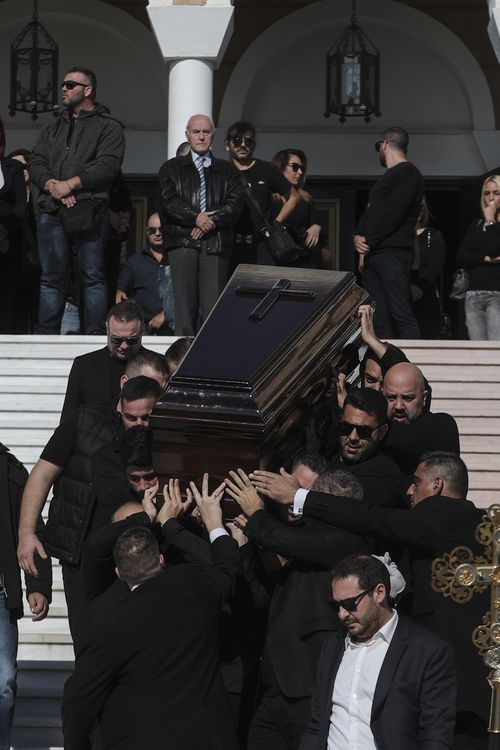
191;149;212;167
345;610;398;650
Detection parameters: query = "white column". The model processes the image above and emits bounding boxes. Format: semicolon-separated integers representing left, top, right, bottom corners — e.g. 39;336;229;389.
147;2;234;158
168;58;213;158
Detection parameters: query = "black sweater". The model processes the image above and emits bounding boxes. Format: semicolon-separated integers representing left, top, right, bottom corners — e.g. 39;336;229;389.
357;161;423;251
456;218;500;291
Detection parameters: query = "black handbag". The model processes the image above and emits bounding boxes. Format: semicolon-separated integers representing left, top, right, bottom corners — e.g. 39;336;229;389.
60;197;103;234
449;268;469;301
244;187;306;264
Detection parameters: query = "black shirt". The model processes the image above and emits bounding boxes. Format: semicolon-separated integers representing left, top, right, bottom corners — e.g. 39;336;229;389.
331;452;406;508
456;219;500;292
357;161;423;252
235;159;291;234
117;248;166;319
384;412;460;476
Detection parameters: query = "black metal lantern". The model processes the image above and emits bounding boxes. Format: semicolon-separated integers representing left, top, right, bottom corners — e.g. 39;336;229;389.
9;0;59;121
325;0;380;123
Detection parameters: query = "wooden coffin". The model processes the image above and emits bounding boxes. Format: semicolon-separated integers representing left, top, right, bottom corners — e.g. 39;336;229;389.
151;265;369;497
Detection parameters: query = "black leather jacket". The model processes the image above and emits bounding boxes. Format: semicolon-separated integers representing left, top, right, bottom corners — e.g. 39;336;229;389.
158;153;245;255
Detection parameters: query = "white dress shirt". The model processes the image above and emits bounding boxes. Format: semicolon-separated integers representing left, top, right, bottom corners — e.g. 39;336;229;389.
328;612;398;750
190;149;212;168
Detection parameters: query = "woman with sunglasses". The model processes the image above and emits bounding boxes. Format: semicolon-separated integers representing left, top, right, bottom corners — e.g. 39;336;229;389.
272;149;330;268
0;115;27;332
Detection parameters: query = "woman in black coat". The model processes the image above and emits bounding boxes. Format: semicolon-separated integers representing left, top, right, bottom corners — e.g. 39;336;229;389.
0;116;27;332
272;148;330;268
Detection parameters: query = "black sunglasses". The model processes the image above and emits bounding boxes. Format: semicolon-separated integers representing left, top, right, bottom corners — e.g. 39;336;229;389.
231;136;255;147
61;80;89;91
330;588;374;613
109;335;141;346
287;162;304;173
146;226;162;236
339;421;378;440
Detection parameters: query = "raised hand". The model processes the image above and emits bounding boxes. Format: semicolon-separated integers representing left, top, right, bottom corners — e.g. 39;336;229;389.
225;469;264;517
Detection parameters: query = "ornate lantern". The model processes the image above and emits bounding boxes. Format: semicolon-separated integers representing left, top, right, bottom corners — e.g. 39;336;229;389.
325;0;380;123
9;0;59;121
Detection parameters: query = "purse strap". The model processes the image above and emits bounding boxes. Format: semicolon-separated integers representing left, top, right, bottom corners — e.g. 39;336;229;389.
243;183;273;233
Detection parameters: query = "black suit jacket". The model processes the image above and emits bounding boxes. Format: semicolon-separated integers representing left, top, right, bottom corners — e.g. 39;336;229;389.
302;492;489;719
61;346;150;421
62;535;240;750
299;616;456;750
245;508;366;698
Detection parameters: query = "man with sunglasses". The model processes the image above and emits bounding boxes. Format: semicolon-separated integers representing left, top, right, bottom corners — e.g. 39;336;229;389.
251;389;405;516
61;300;147;421
225;121;298;265
30;66;125;335
300;554;456;750
353;127;423;339
116;212;175;335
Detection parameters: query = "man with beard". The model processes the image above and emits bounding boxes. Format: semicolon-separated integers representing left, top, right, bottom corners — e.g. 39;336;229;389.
225;121;298;265
299;555;456;750
383;362;460;475
251;390;405;512
29;66;125;335
353;127;423;339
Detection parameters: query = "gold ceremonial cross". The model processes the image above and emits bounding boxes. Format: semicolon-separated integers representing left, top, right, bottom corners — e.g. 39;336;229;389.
431;504;500;734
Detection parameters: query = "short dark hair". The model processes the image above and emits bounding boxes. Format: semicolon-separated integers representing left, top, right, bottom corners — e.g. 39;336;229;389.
291;452;329;476
381;126;409;154
331;554;390;601
418;451;468;497
225;121;256;142
343;388;388;427
121;425;153;468
165;336;193;368
312;469;363;500
107;300;144;325
125;350;168;382
120;375;162;404
65;66;97;98
113;527;162;587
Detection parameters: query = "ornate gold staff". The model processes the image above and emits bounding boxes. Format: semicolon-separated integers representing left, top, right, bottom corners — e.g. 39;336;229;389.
431;504;500;743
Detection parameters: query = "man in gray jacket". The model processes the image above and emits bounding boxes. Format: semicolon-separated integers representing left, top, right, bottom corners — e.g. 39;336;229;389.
30;66;125;334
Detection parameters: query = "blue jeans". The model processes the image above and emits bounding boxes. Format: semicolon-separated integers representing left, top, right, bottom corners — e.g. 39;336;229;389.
465;290;500;340
0;590;18;750
35;210;108;334
362;248;420;339
158;264;175;332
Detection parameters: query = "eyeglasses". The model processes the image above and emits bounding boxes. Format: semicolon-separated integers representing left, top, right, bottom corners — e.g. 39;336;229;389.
330;588;374;613
287;162;304;173
109;335;141;346
61;80;89;91
231;136;255;147
339;421;379;440
146;227;162;236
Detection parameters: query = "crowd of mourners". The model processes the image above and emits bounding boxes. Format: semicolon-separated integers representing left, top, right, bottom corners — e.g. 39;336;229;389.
1;65;500;341
0;64;495;750
0;294;489;750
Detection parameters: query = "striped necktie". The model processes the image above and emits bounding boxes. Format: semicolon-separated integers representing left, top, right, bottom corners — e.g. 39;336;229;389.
195;155;207;212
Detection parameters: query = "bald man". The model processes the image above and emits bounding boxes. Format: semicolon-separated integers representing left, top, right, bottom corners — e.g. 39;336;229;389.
383;362;460;474
158;113;245;335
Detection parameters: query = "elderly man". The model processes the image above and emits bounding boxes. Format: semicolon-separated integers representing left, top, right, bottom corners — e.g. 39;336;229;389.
29;66;125;335
158;113;245;335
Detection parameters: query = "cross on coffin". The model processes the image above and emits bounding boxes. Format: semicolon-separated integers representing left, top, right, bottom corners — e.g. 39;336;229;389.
235;278;315;320
431;504;500;737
